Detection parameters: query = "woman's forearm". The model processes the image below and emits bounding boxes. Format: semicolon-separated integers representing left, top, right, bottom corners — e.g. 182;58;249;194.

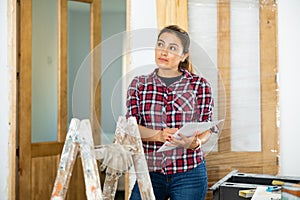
197;129;212;145
188;129;212;150
138;125;163;142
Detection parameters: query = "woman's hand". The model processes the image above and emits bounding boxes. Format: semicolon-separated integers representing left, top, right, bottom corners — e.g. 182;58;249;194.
139;125;177;143
166;132;197;149
161;128;178;142
166;129;212;149
196;129;212;145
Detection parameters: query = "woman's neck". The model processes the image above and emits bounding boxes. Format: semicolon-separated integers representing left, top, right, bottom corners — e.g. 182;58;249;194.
157;69;181;78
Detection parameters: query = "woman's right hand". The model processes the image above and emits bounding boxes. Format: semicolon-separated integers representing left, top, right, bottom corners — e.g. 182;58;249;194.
139;125;177;142
161;128;178;142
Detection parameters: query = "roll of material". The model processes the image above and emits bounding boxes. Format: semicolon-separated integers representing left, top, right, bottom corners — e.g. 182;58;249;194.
281;185;300;200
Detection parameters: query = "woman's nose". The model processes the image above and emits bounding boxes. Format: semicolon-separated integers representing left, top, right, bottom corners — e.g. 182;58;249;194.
160;48;168;56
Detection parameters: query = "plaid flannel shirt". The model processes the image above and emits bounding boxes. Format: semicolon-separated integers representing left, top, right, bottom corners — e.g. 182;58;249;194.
126;68;214;174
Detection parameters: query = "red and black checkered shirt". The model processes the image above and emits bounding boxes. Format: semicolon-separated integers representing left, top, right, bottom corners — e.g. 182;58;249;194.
126;68;214;174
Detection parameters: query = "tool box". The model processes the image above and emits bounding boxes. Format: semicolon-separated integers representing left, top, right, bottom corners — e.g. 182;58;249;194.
210;170;300;200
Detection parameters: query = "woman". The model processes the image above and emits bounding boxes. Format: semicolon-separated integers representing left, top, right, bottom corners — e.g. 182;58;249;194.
126;25;216;200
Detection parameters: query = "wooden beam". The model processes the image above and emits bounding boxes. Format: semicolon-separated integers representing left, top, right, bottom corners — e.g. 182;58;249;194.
18;0;32;198
125;1;131;199
31;142;64;158
8;0;17;198
259;0;279;174
58;0;68;142
71;0;93;3
90;0;101;145
156;0;188;31
217;0;231;152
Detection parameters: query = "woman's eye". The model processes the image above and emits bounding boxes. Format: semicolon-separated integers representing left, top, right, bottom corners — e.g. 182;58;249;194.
157;42;163;48
169;46;177;51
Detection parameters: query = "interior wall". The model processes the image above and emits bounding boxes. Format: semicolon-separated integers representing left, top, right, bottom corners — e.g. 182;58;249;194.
127;0;157;78
278;0;300;176
0;0;10;198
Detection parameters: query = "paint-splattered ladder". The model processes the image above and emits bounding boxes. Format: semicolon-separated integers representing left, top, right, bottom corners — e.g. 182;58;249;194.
50;117;155;200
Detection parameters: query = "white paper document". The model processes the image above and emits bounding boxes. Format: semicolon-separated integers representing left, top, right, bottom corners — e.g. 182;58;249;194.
157;120;224;152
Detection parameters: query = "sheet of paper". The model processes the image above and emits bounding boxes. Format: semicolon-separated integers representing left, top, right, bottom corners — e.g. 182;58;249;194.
157;120;224;152
251;186;281;200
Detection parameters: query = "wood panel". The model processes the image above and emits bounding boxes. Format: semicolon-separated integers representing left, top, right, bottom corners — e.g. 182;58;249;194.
18;0;32;198
156;0;188;31
125;1;131;198
72;0;93;3
8;0;17;198
58;0;68;142
217;0;231;153
31;155;60;200
90;0;101;145
260;0;279;175
31;142;64;158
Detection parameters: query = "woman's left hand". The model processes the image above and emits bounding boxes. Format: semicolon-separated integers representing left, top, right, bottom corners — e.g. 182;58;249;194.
166;129;212;149
166;132;197;149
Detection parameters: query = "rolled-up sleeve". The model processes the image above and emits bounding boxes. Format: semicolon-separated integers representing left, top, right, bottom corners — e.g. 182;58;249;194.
197;80;219;133
197;80;214;122
126;76;141;123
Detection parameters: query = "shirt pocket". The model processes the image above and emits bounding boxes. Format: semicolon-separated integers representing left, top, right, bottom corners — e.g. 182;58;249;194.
172;91;197;121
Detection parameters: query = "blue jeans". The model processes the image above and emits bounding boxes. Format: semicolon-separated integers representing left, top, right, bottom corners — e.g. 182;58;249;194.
130;160;208;200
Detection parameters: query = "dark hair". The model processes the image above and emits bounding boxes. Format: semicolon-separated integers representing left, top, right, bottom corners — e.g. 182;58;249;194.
158;25;192;72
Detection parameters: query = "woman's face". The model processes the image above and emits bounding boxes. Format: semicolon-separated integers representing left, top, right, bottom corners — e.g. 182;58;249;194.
155;32;188;71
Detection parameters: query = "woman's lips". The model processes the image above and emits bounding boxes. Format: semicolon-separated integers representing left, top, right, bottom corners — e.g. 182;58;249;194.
158;57;168;62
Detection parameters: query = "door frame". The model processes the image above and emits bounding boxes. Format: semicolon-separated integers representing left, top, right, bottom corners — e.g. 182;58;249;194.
17;0;101;198
7;0;17;199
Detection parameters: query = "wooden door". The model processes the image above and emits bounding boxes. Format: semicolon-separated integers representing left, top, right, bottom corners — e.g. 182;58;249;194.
18;0;100;199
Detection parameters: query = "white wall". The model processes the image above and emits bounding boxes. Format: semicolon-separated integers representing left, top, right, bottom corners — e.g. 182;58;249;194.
278;0;300;176
0;0;10;198
129;0;157;75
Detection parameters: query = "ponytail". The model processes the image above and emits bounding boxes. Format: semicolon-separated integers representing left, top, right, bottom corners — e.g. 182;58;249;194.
179;57;193;73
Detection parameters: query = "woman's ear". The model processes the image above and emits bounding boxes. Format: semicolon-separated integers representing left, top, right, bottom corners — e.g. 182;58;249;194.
182;53;189;62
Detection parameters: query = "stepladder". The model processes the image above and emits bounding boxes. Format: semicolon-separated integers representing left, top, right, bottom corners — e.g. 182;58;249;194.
51;116;155;200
